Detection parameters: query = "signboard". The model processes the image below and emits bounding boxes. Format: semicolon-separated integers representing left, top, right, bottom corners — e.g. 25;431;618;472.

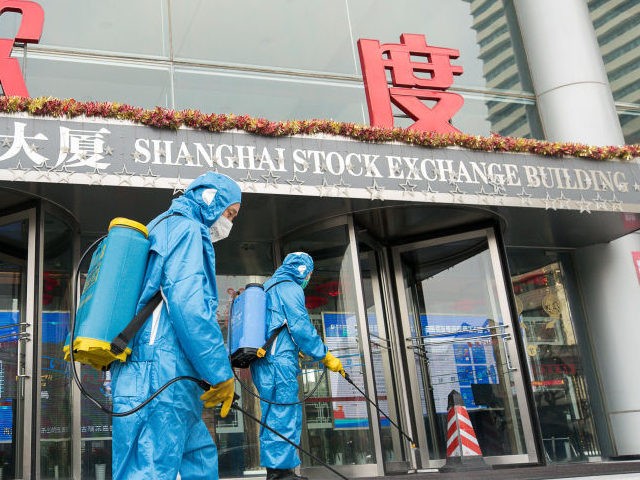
419;315;499;414
358;33;464;134
0;114;639;213
0;0;44;97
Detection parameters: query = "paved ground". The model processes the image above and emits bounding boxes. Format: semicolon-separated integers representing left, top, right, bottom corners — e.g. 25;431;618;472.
354;461;640;480
238;461;640;480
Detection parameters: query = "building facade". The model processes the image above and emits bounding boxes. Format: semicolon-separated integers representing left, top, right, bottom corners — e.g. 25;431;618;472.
0;1;638;479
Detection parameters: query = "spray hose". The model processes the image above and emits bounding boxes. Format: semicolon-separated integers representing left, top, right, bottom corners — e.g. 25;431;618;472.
230;395;349;480
233;361;327;406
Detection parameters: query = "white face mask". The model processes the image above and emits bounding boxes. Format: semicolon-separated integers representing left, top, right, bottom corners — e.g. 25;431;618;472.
209;215;233;243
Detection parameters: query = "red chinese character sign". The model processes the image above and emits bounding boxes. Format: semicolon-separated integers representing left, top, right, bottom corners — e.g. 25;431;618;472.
358;33;464;134
0;0;44;97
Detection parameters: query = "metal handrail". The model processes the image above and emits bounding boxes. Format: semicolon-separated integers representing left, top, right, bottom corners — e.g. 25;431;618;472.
407;331;511;347
406;323;509;341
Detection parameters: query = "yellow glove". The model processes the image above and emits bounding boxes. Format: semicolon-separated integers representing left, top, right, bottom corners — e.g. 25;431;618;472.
200;378;235;418
322;351;345;377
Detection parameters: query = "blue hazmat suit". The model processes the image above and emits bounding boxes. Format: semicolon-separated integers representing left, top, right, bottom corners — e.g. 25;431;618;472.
249;252;328;470
111;172;241;480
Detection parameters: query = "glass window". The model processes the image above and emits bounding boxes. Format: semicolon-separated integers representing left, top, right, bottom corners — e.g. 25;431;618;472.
0;217;30;479
618;110;640;144
213;274;269;478
398;235;528;460
170;0;355;74
40;212;74;479
33;0;169;57
174;68;366;123
588;0;640;108
350;0;533;93
358;243;409;470
394;93;541;138
0;10;21;38
208;238;275;478
282;223;377;469
25;55;172;109
507;249;600;462
76;233;114;480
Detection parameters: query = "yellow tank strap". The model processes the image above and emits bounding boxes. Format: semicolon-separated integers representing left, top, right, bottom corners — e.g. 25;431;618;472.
109;217;149;237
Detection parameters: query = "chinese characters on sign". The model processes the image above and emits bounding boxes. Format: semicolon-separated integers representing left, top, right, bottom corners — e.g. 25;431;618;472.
358;33;464;134
0;0;44;97
0;121;111;168
0;116;638;214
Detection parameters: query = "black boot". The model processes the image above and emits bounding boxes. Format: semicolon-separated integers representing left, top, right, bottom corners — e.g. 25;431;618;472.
266;467;287;480
279;469;308;480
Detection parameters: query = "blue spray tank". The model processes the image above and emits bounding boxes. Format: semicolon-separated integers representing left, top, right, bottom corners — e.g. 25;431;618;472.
228;280;293;368
228;283;268;368
64;217;150;370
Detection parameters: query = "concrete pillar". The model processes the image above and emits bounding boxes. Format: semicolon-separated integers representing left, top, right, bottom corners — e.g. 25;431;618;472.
573;233;640;456
513;0;624;146
515;0;638;458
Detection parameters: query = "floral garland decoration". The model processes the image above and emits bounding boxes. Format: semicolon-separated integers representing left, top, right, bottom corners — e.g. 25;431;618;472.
0;96;637;161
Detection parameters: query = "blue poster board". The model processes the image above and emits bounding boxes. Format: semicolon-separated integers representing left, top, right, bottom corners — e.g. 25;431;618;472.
419;315;499;413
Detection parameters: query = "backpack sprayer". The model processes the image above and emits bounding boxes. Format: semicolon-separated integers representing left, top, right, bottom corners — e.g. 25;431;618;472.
227;282;328;405
229;285;417;474
65;219;414;476
64;217;209;416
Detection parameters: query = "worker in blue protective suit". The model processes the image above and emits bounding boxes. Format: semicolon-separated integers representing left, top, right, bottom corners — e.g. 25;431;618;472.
111;172;241;480
250;252;345;480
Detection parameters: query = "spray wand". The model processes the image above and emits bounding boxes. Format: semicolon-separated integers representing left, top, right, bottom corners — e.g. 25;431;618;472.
228;394;350;480
341;371;416;449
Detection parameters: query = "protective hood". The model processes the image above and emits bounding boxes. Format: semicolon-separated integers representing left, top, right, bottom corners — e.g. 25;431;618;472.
168;172;241;226
269;252;314;287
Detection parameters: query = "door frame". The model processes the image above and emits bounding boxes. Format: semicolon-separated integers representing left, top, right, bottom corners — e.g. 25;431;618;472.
0;207;37;479
390;226;539;467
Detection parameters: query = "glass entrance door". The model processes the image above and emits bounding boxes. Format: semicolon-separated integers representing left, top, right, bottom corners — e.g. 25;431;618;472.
0;210;36;479
392;228;537;467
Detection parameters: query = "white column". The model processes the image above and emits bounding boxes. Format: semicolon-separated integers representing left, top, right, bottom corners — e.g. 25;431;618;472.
515;0;638;458
513;0;624;146
573;233;640;456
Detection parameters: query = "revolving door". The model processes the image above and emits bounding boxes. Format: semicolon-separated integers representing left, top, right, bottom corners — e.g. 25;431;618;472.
391;227;538;467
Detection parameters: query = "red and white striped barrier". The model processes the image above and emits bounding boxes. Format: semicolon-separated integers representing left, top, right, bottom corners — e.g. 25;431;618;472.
446;405;483;457
440;390;489;472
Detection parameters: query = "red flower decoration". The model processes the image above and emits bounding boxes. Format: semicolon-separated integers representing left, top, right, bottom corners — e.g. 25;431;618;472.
0;96;636;161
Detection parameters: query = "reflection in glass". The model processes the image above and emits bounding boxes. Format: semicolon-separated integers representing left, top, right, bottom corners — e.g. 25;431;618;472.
32;0;169;57
40;213;74;479
283;224;376;468
588;0;640;145
508;250;600;462
399;236;526;460
171;1;354;73
77;234;114;480
26;56;172;109
174;68;366;124
0;219;29;479
393;94;538;138
213;274;269;478
358;244;408;470
619;111;640;145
